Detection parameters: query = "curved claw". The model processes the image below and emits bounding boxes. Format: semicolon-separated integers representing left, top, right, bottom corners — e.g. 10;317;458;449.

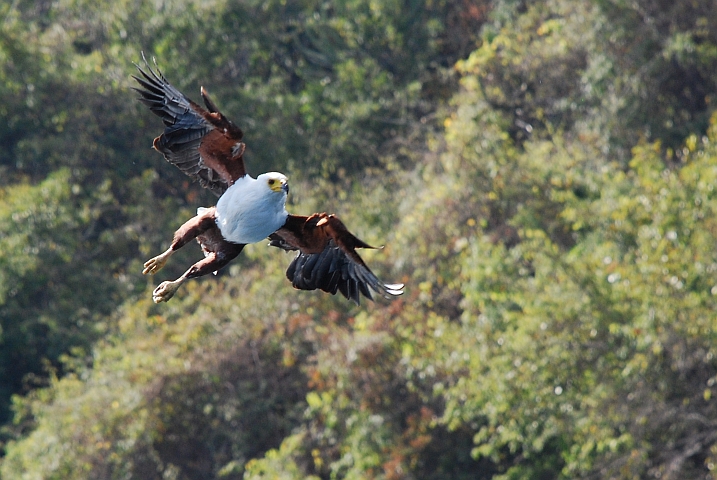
152;280;182;303
143;250;172;275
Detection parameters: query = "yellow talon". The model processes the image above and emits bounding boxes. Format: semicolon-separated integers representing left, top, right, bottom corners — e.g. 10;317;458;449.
152;280;182;303
142;250;172;275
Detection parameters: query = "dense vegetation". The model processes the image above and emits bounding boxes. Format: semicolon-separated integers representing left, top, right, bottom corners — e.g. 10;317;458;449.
1;0;717;478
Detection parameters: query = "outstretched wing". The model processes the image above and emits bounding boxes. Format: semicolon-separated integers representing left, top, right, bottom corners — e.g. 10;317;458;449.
132;54;246;197
269;214;404;304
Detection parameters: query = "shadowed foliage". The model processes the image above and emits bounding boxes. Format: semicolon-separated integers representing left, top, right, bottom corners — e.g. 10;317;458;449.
2;0;717;479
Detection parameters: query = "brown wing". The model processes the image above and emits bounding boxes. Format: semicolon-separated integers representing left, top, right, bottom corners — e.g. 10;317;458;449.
132;55;246;197
269;214;404;304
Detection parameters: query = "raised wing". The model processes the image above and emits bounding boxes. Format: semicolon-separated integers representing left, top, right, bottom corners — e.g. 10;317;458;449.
269;214;404;304
132;55;246;197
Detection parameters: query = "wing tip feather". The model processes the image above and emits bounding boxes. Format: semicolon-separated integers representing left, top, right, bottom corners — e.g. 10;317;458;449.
282;246;404;304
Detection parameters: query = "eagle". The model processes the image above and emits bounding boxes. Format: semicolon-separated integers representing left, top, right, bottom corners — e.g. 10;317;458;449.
132;57;403;305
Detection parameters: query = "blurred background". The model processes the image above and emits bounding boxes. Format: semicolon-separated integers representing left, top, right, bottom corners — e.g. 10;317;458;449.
1;0;717;478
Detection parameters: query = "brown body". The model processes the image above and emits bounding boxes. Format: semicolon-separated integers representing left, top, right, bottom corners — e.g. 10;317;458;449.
171;207;244;279
133;56;403;304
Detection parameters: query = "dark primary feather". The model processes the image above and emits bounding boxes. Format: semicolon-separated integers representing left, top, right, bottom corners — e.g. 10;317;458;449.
132;56;232;197
274;237;404;305
134;57;404;305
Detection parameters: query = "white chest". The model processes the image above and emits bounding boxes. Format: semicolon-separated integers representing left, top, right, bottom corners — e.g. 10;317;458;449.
214;177;288;244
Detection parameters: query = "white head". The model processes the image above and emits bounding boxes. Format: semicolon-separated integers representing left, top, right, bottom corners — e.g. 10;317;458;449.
215;171;290;244
257;172;289;197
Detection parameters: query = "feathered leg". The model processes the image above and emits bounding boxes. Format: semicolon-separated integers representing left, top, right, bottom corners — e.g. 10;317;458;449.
143;207;218;275
151;227;245;303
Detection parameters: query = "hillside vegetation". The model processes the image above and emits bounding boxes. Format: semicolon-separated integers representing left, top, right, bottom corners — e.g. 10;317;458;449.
2;0;717;478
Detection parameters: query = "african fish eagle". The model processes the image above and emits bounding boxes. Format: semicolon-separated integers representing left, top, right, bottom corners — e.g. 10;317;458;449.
132;56;403;304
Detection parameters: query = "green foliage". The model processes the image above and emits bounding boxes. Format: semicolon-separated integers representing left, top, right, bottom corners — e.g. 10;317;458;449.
2;286;310;479
2;0;717;479
462;0;717;160
441;130;717;478
0;169;138;422
244;432;321;480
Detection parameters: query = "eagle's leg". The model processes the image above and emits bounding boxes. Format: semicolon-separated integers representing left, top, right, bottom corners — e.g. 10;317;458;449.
142;207;218;275
142;248;173;275
151;278;185;303
152;233;244;303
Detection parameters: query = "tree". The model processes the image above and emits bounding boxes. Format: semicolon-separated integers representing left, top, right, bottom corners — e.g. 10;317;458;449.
3;0;717;478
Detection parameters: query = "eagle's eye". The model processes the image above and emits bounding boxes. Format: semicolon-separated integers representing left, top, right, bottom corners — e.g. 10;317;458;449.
268;179;276;185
